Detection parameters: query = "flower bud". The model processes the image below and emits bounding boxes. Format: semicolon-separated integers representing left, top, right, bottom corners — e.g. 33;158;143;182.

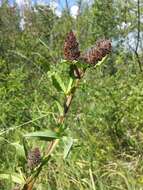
28;147;41;169
81;39;112;65
64;31;80;61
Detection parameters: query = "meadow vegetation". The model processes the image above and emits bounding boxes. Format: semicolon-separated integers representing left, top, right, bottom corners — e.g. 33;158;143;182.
0;1;143;189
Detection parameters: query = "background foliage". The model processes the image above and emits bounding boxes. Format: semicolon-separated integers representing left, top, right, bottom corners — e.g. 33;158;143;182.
0;0;143;189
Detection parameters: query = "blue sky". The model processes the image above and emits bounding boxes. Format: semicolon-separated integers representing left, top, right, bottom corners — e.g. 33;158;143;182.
9;0;77;9
7;0;80;19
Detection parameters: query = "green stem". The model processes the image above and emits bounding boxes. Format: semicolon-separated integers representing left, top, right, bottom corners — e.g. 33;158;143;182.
22;67;84;190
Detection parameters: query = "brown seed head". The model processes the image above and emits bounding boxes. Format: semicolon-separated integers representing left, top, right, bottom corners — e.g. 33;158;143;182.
28;147;41;169
64;31;80;61
81;39;112;65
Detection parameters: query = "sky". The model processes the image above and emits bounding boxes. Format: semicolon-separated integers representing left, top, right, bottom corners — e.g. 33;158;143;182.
7;0;84;19
7;0;83;29
7;0;80;18
8;0;77;9
5;0;93;29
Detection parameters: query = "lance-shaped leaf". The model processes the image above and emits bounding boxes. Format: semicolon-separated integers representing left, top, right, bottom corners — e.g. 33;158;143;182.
24;130;60;141
55;100;64;116
66;77;74;95
11;142;26;160
52;73;66;93
63;137;74;159
0;173;25;185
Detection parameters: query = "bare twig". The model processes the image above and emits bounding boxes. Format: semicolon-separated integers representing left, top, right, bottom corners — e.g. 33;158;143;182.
135;0;142;71
127;0;142;71
135;0;140;53
134;0;142;71
65;0;70;15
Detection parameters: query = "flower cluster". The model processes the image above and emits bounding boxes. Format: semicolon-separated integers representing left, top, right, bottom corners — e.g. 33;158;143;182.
64;31;80;61
27;147;41;169
64;31;112;65
81;39;112;65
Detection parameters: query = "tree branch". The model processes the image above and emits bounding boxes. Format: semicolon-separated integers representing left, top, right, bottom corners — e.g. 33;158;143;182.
135;0;142;71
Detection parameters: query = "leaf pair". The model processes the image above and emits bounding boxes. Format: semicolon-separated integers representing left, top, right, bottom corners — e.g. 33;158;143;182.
52;73;74;95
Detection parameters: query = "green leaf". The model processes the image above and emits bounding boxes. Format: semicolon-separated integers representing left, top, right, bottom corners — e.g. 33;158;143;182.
60;59;73;65
0;173;25;184
0;138;25;160
66;77;74;95
63;137;74;159
60;59;69;64
24;130;60;141
55;101;64;116
94;56;107;68
22;138;29;159
52;73;66;93
37;183;51;190
11;142;26;159
76;60;89;70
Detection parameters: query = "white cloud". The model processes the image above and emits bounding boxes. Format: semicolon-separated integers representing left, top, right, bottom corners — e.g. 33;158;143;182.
83;0;94;5
49;1;61;17
16;0;24;8
70;5;79;19
55;9;62;17
37;0;48;6
16;0;31;8
49;1;58;10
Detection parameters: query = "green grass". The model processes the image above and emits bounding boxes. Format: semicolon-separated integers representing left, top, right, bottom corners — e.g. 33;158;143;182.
0;60;143;190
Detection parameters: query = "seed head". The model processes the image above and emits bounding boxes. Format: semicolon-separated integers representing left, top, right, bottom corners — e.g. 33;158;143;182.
28;147;41;169
64;31;80;61
81;39;112;65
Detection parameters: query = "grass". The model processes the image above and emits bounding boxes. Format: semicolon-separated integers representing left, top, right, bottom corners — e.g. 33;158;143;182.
0;62;143;189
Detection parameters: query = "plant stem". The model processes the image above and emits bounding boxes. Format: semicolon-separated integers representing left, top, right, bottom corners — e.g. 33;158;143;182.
22;67;83;190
